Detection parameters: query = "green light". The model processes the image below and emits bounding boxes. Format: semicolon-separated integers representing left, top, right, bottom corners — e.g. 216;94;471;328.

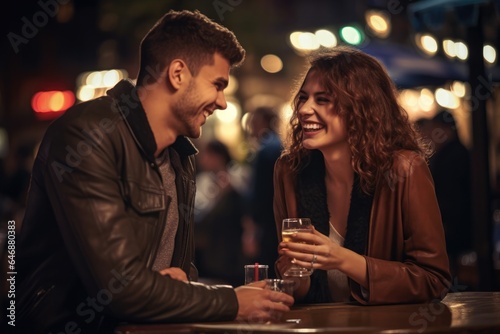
340;26;363;45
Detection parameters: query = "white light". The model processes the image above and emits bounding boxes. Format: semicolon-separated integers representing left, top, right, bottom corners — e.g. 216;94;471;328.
400;89;419;108
281;103;294;122
260;54;283;73
83;69;127;88
289;31;302;49
77;85;96;101
365;10;390;38
418;34;438;55
226;75;238;96
290;31;320;51
279;103;294;143
455;42;468;60
215;101;240;123
484;45;496;64
103;70;120;86
241;112;249;132
443;39;456;58
435;88;460;109
451;81;466;98
398;89;421;120
87;72;103;87
315;29;337;47
419;88;435;112
214;123;240;147
297;32;320;50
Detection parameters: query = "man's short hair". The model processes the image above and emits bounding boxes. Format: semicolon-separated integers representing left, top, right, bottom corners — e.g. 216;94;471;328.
137;9;245;86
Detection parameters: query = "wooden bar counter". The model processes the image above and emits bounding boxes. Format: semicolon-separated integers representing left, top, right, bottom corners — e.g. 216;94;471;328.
114;292;500;333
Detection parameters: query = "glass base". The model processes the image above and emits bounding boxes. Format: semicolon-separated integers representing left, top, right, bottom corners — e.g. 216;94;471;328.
283;266;313;277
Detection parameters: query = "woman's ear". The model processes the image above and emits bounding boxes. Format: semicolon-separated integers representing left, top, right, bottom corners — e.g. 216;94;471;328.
167;59;190;91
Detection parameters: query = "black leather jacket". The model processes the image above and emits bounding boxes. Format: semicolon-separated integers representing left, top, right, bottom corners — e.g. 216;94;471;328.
17;80;238;333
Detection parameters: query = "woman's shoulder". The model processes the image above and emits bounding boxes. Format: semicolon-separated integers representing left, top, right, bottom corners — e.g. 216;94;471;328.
392;149;427;169
377;150;430;191
385;150;430;185
274;154;292;172
274;153;302;180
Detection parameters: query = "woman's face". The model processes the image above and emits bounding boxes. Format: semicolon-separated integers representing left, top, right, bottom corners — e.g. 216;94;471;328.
297;70;348;155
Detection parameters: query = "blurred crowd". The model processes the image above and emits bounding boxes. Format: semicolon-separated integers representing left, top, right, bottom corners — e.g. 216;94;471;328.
193;106;283;286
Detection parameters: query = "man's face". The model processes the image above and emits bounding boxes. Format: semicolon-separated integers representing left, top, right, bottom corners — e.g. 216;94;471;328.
172;53;230;138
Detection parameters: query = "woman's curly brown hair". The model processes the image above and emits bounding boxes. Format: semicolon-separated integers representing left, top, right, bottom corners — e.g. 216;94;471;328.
283;45;430;194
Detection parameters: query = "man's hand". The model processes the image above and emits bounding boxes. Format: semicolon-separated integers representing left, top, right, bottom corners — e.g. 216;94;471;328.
234;281;294;323
159;267;188;281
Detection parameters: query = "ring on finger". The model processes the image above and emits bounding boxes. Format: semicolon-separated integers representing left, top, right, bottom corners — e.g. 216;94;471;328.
311;253;317;268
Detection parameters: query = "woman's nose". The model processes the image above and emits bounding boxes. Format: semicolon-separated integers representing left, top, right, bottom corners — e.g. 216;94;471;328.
298;99;314;115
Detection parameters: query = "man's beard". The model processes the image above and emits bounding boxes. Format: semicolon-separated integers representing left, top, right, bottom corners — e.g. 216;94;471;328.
172;80;202;138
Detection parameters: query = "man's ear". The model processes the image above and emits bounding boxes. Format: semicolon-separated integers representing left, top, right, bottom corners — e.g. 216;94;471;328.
167;59;190;91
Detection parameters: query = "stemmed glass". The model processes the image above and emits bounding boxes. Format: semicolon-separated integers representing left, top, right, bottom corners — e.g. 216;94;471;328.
282;218;314;277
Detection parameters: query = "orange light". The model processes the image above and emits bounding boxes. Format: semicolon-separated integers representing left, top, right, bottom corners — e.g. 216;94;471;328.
31;90;75;114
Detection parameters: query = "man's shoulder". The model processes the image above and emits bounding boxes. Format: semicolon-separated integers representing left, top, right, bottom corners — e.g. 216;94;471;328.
70;96;121;121
40;96;128;153
46;97;123;132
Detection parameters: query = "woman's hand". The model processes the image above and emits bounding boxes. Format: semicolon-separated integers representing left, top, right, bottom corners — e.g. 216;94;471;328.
279;226;342;272
280;226;368;288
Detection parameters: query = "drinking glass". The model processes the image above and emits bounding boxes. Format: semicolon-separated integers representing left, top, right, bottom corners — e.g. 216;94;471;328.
264;279;295;296
282;218;314;277
244;264;268;284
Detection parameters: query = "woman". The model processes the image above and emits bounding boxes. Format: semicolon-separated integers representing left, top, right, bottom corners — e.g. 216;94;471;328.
274;46;451;305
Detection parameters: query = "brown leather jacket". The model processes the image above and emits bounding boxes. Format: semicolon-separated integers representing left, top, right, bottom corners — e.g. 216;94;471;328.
274;150;451;305
17;80;237;333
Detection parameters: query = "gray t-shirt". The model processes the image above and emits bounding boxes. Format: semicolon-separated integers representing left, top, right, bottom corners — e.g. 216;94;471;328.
152;148;179;271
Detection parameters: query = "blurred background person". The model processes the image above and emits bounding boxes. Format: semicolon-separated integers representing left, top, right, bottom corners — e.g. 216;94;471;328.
194;139;247;286
416;110;474;284
243;106;283;277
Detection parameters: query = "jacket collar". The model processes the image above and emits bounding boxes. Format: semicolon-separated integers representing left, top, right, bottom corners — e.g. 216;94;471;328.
107;80;198;163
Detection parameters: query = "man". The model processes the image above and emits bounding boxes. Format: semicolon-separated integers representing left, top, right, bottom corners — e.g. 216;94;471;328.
16;10;292;333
